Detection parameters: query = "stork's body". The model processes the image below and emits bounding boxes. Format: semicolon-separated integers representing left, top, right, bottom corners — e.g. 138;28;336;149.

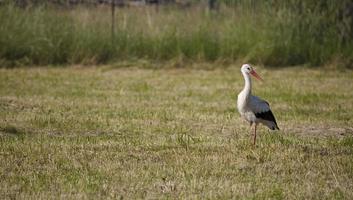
237;64;279;145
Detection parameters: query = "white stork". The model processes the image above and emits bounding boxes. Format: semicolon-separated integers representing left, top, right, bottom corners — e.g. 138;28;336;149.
237;64;279;145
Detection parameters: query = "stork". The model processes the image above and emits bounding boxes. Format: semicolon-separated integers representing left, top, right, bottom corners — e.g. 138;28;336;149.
237;64;279;145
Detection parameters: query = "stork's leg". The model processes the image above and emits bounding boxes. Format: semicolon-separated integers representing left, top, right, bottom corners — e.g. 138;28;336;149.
253;124;257;145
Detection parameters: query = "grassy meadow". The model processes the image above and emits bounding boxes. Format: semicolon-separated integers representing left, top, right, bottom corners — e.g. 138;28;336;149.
0;65;353;199
1;1;353;199
0;2;353;67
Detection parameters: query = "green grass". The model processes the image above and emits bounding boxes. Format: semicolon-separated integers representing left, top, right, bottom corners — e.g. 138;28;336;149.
0;65;353;199
0;2;353;67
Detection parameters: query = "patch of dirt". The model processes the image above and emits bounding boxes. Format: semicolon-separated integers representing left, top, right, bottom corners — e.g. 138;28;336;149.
286;126;353;138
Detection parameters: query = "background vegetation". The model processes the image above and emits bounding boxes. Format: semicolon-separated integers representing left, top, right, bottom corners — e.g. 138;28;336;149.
0;0;352;68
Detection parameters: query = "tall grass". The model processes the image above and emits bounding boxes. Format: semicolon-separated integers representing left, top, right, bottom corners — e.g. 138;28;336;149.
0;2;352;67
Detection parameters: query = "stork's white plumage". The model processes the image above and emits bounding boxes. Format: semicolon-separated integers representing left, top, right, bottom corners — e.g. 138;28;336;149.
237;64;279;145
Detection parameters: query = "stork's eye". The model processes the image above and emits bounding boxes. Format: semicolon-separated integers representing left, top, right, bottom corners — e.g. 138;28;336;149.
247;67;250;70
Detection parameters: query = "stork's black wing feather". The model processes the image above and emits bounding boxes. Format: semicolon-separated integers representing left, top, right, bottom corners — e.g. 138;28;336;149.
255;110;279;130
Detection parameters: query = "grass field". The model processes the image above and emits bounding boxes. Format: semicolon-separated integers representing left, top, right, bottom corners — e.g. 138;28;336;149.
0;64;353;199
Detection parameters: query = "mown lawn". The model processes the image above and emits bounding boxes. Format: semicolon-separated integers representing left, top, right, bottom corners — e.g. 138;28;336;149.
0;65;352;199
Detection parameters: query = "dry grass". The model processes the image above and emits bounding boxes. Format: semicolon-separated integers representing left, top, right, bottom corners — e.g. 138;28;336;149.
0;64;353;199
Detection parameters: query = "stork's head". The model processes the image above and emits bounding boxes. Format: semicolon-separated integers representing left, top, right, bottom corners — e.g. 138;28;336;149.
241;64;263;81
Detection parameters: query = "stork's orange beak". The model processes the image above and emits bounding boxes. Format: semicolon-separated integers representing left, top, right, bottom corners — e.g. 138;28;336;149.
250;70;263;81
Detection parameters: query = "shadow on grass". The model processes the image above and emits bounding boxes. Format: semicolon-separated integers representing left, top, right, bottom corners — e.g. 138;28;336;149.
0;125;28;136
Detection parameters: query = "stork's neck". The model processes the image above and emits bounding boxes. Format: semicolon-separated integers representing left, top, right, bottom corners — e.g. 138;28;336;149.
241;71;252;97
